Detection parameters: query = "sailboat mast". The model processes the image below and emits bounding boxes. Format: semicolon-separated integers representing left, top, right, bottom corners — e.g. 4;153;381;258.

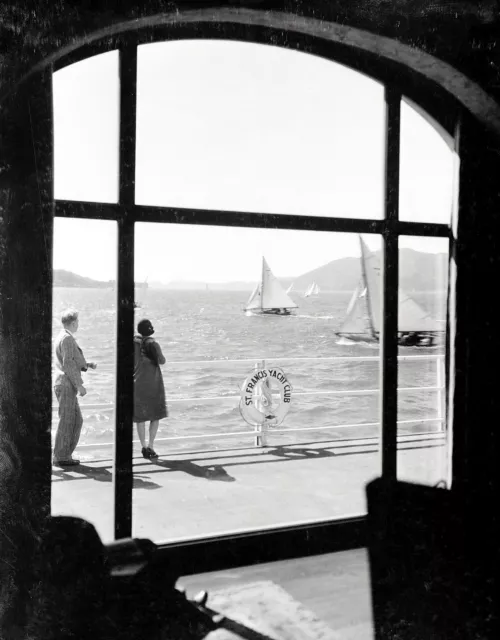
260;257;265;310
359;236;377;339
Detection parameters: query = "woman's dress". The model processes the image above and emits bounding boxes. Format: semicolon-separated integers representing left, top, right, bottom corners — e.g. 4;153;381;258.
133;336;167;422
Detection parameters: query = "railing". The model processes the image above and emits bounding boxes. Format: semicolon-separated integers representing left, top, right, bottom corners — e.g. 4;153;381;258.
52;354;446;450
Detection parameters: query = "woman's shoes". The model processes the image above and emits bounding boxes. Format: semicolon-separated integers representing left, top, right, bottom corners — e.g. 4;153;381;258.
141;447;158;459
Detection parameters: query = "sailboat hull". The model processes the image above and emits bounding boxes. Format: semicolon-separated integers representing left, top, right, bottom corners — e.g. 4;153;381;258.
336;333;377;345
261;309;292;316
337;331;444;347
246;308;293;316
397;332;444;347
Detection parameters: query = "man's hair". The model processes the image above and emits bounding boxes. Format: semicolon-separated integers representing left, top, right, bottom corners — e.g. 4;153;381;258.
61;309;79;327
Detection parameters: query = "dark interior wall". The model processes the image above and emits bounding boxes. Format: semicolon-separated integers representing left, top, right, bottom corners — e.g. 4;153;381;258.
0;69;53;636
452;111;500;564
1;0;500;101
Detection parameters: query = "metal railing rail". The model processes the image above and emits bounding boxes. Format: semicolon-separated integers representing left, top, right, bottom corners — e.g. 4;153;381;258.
52;385;443;417
67;354;443;369
74;419;445;450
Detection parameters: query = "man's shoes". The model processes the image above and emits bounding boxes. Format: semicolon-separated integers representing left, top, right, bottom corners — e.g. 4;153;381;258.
53;459;80;466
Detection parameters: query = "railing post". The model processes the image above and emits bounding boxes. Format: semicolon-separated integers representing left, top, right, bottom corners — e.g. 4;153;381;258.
254;360;268;447
261;415;269;448
437;355;445;432
256;420;269;448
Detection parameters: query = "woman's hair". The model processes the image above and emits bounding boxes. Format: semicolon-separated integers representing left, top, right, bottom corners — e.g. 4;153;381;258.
61;309;78;326
137;319;154;337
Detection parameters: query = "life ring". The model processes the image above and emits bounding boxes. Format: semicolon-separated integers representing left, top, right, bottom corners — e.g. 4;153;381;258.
239;367;292;426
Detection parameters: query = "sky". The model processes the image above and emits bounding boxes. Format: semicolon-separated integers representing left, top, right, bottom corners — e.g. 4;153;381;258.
52;41;455;283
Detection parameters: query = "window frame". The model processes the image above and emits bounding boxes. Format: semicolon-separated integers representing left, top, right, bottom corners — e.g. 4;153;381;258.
51;24;453;568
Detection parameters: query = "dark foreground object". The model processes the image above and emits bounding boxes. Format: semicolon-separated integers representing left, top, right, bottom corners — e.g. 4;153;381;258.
367;478;497;639
27;516;217;640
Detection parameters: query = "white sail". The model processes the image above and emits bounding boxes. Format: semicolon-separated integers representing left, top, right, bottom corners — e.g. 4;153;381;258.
304;281;319;297
399;291;442;332
361;238;441;332
286;283;294;294
245;258;297;311
359;239;381;336
261;258;298;309
338;282;372;336
245;283;262;310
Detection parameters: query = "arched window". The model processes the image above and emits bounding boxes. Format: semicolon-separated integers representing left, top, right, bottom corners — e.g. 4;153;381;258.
49;32;456;550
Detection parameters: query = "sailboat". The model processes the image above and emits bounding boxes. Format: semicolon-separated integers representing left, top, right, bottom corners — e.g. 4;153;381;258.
337;236;444;347
304;282;320;297
245;257;298;316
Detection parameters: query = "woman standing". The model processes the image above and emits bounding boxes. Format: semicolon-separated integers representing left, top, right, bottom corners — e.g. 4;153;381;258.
133;318;167;459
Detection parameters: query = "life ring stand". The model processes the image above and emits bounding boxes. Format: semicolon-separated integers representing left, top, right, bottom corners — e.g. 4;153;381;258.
239;366;292;426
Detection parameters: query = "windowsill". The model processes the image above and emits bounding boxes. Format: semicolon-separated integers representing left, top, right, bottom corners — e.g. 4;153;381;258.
177;548;374;640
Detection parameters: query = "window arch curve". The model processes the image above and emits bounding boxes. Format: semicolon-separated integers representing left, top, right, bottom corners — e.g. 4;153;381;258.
8;7;497;137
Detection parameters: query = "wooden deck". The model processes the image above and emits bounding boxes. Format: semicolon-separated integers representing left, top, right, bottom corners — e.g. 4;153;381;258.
52;435;447;544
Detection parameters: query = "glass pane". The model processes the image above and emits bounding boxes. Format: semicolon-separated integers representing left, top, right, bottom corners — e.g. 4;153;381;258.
53;51;120;203
132;224;382;543
397;236;449;486
136;41;385;218
51;218;117;543
399;97;456;224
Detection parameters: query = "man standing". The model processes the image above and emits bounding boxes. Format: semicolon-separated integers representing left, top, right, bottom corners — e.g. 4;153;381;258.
53;309;97;466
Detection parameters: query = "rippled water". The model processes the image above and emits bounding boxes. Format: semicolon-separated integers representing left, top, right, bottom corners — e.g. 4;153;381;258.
52;287;445;453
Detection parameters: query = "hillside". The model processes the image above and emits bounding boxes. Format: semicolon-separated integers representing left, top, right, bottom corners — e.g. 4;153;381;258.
54;270;149;288
160;249;448;292
54;270;111;288
287;249;448;293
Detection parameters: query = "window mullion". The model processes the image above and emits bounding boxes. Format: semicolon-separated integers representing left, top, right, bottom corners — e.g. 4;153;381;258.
114;45;137;539
380;88;401;479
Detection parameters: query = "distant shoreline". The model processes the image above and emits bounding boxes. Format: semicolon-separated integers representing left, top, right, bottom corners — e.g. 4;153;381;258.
55;249;447;292
54;285;446;295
